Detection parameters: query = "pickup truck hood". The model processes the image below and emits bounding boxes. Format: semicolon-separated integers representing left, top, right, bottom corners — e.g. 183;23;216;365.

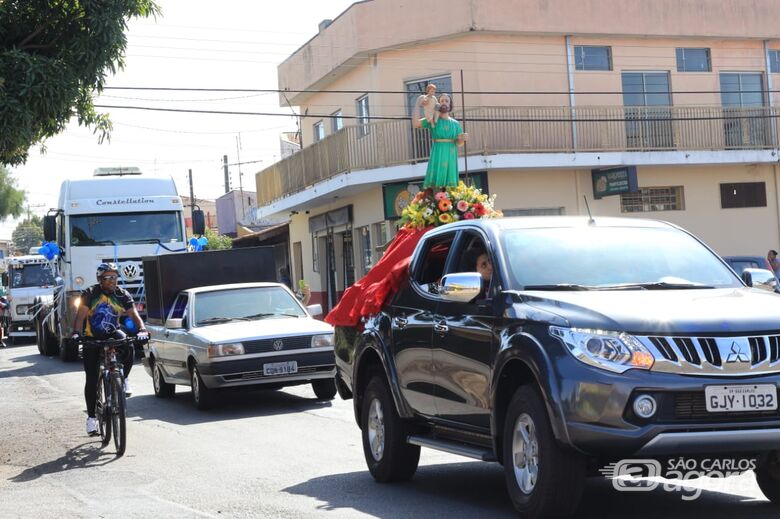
520;288;780;335
188;317;333;344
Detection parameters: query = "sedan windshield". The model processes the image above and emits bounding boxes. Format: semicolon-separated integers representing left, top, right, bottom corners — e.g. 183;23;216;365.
501;226;742;290
193;286;306;326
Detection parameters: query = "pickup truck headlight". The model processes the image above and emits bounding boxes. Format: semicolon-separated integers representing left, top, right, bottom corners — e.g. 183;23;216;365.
208;342;245;357
550;327;654;373
311;334;334;348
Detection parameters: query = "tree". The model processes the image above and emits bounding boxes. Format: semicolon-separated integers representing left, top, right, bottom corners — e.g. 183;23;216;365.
12;215;44;253
204;228;233;250
0;0;160;166
0;166;25;220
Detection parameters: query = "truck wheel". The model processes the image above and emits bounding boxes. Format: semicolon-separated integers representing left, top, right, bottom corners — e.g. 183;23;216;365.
361;376;420;482
152;359;176;398
312;378;337;400
35;320;44;355
42;322;59;357
756;451;780;504
502;385;585;518
59;336;78;362
190;364;216;410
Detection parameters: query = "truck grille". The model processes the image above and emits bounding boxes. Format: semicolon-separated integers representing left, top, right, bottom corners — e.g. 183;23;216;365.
639;334;780;376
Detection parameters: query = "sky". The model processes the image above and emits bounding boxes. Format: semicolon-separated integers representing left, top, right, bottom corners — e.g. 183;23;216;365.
1;0;357;240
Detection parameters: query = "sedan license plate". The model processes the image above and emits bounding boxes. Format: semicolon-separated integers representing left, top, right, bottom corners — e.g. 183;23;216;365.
705;384;777;413
263;361;298;376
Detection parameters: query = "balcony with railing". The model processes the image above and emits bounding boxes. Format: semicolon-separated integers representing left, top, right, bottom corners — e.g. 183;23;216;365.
257;105;779;206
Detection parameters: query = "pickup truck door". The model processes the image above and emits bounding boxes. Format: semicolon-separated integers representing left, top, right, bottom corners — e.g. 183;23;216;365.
389;283;438;417
433;296;495;429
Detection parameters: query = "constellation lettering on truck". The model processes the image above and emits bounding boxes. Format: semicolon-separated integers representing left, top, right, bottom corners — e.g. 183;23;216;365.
96;197;155;206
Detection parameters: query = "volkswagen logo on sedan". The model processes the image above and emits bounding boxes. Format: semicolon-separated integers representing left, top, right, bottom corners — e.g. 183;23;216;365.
272;339;284;351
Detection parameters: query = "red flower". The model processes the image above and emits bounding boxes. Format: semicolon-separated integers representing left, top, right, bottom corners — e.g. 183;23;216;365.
463;211;475;219
473;203;486;216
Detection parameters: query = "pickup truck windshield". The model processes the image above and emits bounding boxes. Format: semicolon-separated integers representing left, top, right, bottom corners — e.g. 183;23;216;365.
70;212;182;246
501;226;742;290
9;264;55;288
193;286;306;326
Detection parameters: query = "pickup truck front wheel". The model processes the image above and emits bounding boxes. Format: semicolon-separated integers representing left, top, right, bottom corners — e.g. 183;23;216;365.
361;376;420;482
755;451;780;504
503;385;585;518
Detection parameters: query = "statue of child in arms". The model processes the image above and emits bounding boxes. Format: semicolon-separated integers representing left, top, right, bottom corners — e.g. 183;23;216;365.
418;83;439;126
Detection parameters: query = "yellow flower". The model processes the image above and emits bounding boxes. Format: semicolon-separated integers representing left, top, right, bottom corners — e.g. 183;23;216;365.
438;213;452;223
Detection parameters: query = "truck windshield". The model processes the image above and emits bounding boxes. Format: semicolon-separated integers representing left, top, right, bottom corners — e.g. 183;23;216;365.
70;212;183;246
501;226;742;290
9;264;55;288
193;286;306;326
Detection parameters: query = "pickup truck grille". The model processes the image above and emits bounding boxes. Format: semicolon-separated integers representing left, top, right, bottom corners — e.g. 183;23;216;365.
243;335;314;354
639;334;780;376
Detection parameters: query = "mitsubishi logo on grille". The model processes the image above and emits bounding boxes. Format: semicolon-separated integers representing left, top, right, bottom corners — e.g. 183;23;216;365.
272;339;284;351
121;263;139;281
726;342;750;363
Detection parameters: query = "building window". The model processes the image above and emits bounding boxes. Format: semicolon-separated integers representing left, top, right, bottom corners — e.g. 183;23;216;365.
357;95;370;137
405;75;453;116
574;46;612;71
770;50;780;73
720;182;767;208
313;121;324;142
331;110;343;133
312;234;320;272
502;207;565;216
720;72;767;147
358;226;372;274
622;72;673;149
620;186;685;213
676;48;711;72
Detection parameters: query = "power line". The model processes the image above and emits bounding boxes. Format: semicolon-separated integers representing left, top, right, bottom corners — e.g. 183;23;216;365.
103;86;780;96
93;104;780;123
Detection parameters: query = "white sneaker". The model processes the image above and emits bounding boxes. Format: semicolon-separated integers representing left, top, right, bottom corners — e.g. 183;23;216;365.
123;379;133;397
86;417;98;436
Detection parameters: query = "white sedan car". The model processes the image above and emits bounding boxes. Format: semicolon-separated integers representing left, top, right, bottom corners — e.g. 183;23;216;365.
142;282;336;409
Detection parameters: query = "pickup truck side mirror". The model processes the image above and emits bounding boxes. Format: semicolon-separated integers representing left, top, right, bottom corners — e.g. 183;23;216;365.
165;318;185;329
440;272;482;303
306;304;323;317
742;268;778;292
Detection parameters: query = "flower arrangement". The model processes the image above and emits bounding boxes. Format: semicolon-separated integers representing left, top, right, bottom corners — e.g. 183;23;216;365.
399;181;503;230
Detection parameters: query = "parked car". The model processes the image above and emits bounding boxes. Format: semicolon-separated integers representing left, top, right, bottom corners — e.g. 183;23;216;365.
335;216;780;518
723;255;778;279
143;282;336;409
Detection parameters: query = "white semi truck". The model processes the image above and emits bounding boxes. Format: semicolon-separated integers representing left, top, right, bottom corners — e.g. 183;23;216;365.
37;167;204;360
2;255;55;345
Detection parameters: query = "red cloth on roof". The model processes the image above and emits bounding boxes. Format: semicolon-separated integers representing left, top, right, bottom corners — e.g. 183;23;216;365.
325;226;432;327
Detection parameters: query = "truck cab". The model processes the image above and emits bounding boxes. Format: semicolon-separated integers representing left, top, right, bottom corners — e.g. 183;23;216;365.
38;167;202;360
2;255;54;344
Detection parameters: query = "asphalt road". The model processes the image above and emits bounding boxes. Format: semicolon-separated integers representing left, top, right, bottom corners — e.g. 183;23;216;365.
1;341;779;518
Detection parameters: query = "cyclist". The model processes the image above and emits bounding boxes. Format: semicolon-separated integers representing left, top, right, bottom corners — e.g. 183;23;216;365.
71;262;148;436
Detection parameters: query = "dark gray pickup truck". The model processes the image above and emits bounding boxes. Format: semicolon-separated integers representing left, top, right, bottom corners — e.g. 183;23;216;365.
335;216;780;518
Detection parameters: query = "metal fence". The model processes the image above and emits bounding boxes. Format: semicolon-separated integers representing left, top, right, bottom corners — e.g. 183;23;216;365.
257;105;779;206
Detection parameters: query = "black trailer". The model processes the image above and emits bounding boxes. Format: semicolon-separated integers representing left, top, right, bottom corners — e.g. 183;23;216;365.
143;246;277;325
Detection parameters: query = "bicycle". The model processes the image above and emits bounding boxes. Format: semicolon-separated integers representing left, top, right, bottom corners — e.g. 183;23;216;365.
81;334;145;457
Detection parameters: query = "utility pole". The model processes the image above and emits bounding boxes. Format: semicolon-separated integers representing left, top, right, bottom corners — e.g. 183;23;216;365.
188;168;196;223
223;155;230;194
236;134;245;221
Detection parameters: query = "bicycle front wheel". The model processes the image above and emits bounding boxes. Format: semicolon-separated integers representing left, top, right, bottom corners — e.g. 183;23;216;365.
110;373;127;457
96;375;111;446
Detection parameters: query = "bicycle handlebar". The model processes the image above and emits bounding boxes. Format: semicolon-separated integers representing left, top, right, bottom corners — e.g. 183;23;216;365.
79;335;149;349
